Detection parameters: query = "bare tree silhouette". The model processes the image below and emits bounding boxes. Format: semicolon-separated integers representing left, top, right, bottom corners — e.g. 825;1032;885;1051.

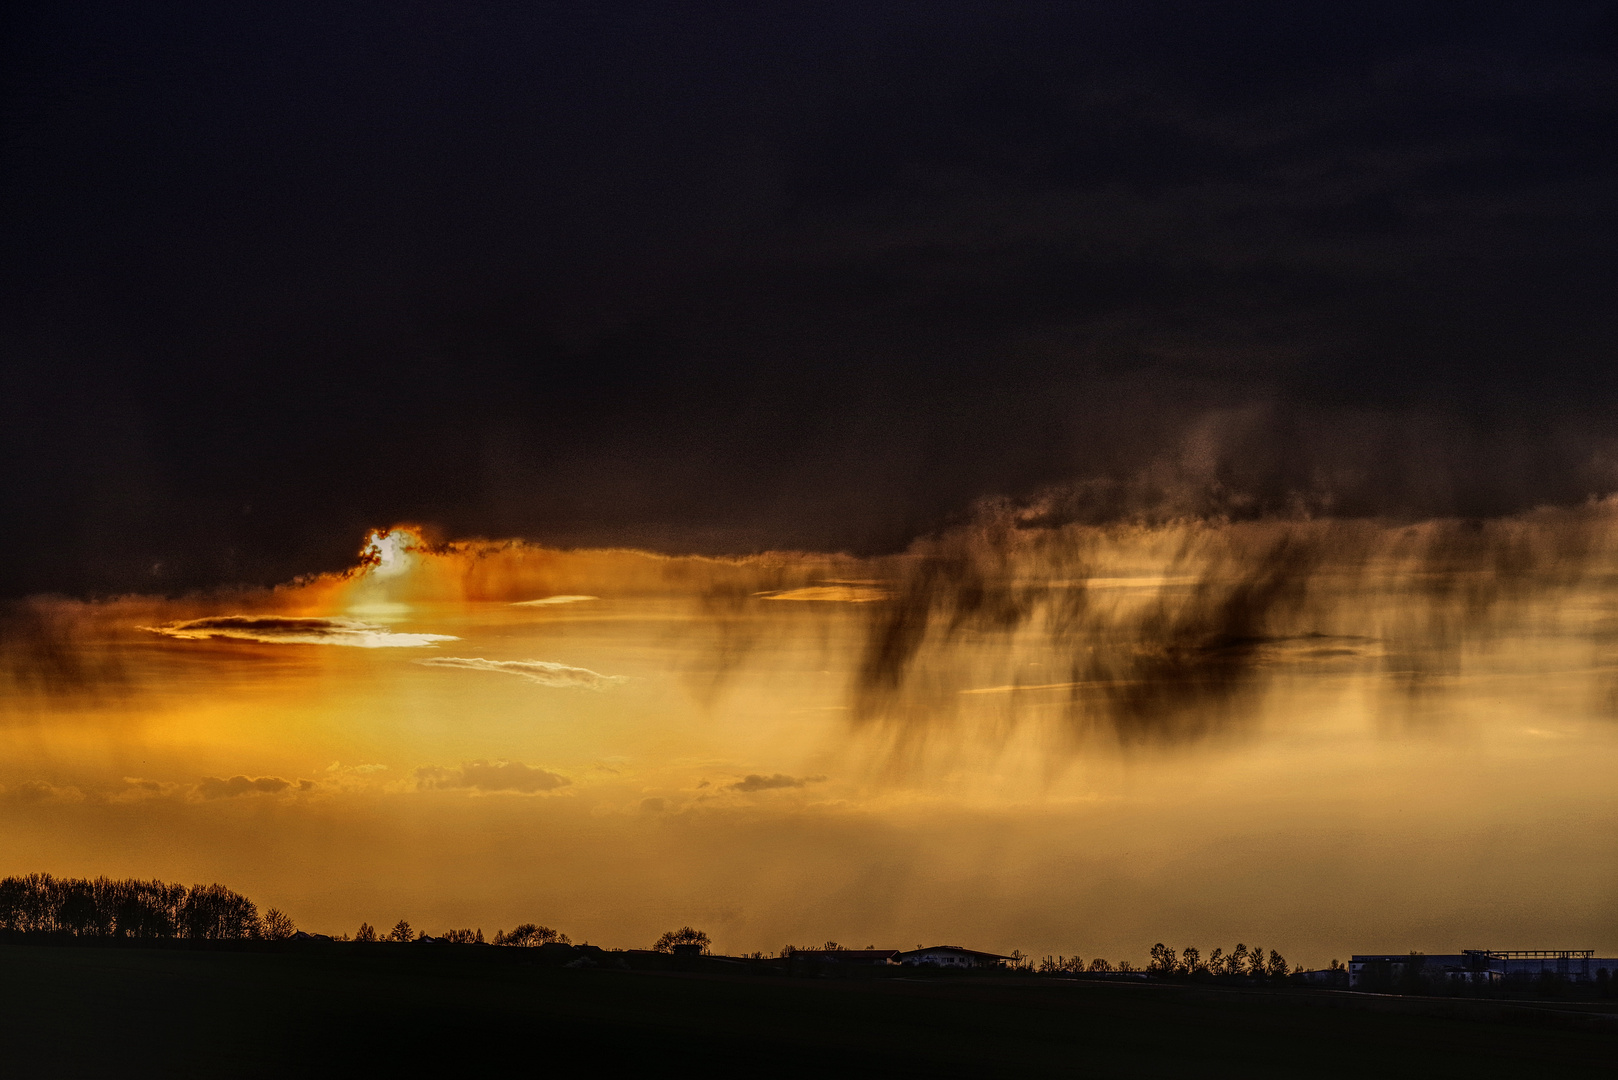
653;926;710;953
261;908;295;940
493;923;569;946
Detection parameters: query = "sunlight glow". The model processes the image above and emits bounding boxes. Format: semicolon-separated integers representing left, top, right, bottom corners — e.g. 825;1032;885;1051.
359;527;422;578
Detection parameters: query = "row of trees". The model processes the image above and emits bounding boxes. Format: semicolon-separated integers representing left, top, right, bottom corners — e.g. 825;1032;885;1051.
1037;955;1138;974
1147;943;1295;979
347;922;696;951
0;873;295;941
1;872;590;950
349;920;571;945
1035;944;1298;980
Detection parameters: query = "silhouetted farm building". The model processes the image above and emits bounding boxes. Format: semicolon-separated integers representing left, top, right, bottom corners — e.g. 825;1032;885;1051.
896;946;1014;969
1350;949;1618;987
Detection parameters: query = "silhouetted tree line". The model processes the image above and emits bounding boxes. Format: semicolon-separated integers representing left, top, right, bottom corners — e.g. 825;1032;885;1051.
342;920;574;946
1147;943;1297;980
1036;955;1140;974
1036;943;1297;981
0;873;287;941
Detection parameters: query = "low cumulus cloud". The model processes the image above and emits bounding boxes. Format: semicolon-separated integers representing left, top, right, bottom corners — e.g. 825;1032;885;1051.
415;656;626;689
194;774;305;799
142;616;456;648
415;759;570;794
727;773;825;792
120;777;180;798
1;779;86;804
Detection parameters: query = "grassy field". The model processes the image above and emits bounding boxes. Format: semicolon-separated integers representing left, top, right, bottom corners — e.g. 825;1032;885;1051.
2;944;1613;1077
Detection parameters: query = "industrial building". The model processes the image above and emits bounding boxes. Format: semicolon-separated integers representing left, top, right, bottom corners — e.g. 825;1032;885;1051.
1349;949;1617;987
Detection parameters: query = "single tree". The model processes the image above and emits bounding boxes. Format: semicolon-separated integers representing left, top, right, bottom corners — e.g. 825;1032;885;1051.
653;926;711;953
1148;942;1178;977
1180;946;1202;977
494;923;569;946
388;919;413;943
1088;957;1113;973
354;922;378;942
261;908;295;940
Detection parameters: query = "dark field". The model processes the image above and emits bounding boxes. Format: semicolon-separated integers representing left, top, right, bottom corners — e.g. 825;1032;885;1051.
1;945;1613;1077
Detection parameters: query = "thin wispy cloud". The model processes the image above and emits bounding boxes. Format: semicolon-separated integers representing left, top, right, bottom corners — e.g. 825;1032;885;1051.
415;656;627;689
759;585;890;603
142;616;456;648
510;595;598;607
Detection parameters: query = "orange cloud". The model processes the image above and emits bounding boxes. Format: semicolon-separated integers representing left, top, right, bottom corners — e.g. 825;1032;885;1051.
415;760;570;794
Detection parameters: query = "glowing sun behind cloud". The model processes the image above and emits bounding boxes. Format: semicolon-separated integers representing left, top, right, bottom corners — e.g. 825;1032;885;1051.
359;527;423;579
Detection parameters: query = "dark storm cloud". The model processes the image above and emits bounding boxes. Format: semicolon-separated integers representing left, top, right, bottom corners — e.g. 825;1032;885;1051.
0;600;128;698
3;2;1617;595
851;503;1617;745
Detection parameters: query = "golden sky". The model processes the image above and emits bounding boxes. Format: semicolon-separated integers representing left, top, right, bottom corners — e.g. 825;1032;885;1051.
5;513;1618;965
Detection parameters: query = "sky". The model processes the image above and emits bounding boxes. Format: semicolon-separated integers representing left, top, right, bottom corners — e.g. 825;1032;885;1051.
4;2;1618;962
6;520;1618;963
4;1;1618;595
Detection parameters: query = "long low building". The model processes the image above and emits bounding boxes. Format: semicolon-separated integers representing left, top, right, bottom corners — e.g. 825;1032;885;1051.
1349;949;1618;987
895;946;1015;969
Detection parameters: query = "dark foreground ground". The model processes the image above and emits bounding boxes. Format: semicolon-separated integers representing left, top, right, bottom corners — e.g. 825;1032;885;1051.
2;945;1614;1077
